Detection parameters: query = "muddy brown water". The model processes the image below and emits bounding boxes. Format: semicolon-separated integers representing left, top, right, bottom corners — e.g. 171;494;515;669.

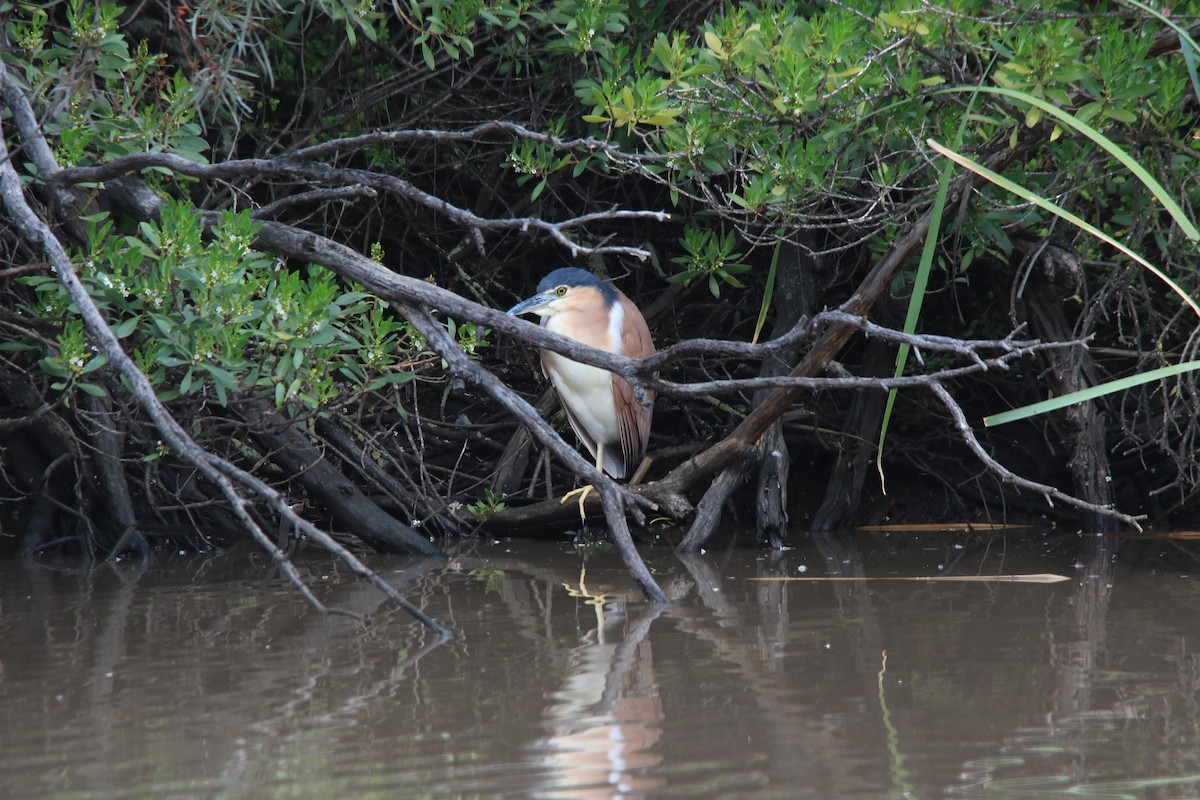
2;532;1199;799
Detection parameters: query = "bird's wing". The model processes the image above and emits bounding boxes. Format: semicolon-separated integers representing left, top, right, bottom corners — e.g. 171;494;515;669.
613;292;656;474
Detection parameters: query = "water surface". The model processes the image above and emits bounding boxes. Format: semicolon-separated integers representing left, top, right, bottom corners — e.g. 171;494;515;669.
2;532;1199;798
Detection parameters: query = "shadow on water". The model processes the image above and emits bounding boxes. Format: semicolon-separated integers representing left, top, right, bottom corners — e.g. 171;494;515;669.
2;530;1200;798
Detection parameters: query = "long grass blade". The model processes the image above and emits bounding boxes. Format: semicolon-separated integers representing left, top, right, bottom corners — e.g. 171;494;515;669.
927;139;1200;318
876;85;982;484
940;86;1199;241
749;574;1071;583
984;360;1200;426
752;239;781;344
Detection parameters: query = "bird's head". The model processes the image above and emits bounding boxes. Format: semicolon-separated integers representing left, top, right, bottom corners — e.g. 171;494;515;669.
506;267;617;320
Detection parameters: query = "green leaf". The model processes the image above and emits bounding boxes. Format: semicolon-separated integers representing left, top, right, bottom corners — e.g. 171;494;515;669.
81;353;109;374
751;241;780;344
138;221;160;247
984;361;1200;427
1102;106;1137;123
365;372;415;391
38;358;69;378
703;30;725;58
113;316;140;338
644;109;682;127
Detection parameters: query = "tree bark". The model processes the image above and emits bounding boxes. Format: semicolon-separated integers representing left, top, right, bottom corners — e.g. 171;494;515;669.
242;403;444;556
1019;245;1116;531
81;393;149;559
810;331;894;531
753;242;817;547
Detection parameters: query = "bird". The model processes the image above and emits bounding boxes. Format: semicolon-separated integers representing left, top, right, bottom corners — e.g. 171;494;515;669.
507;267;655;507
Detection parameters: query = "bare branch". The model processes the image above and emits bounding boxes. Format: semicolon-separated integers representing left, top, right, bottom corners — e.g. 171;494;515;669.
929;382;1144;532
648;345;1066;397
290;120;678;164
53;151;670;260
252;185;379;218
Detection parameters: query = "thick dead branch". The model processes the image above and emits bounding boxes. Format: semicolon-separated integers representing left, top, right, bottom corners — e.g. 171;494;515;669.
1021;249;1118;531
81;392;145;558
750;243;814;549
675;465;747;553
651;146;1025;507
240;403;443;556
489;390;558;497
810;334;894;532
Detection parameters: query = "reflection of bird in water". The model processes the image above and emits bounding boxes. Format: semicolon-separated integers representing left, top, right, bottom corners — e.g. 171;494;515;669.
536;600;666;798
507;268;655;515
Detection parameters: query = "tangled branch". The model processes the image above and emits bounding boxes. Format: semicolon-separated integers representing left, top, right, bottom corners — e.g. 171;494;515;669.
0;62;451;637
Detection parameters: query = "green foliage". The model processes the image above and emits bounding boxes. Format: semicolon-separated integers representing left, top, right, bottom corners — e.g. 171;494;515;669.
4;0;209;165
578;76;682;129
467;489;507;519
449;319;490;357
533;0;629;60
544;0;1199;317
37;319;109;401
505;123;577;200
24;201;429;409
669;227;750;298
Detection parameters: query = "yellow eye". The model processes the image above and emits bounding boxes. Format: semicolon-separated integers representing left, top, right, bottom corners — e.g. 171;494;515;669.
555;286;567;296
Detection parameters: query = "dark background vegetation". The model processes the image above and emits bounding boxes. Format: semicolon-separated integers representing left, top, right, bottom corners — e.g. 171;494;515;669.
2;0;1199;574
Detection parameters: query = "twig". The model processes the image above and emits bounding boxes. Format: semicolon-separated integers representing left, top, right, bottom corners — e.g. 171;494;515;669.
928;382;1144;531
647;344;1068;397
290;120;677;164
54;152;670;260
252;185;379;218
0;401;53;431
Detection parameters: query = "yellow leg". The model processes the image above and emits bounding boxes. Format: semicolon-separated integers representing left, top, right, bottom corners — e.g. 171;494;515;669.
561;566;608;641
560;443;604;523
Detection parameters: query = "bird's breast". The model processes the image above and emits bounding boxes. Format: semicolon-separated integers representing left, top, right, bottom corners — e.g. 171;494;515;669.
540;351;620;444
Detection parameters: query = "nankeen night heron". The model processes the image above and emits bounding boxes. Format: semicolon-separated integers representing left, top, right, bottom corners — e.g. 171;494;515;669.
507;268;656;505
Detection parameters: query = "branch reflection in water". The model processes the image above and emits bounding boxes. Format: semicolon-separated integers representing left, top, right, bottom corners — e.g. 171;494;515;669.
2;532;1200;798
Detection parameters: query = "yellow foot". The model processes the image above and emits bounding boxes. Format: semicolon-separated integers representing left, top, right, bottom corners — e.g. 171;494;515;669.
560;484;595;523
